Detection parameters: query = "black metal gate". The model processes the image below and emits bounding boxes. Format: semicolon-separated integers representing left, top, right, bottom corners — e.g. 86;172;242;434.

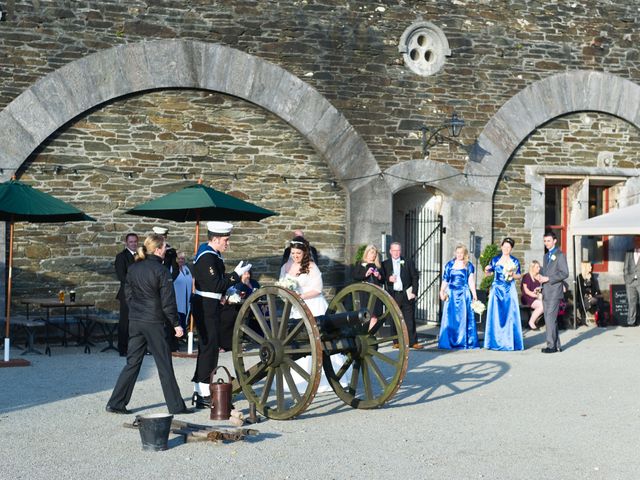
404;209;443;323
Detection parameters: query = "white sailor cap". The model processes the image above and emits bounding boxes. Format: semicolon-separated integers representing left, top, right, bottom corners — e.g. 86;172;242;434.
152;226;169;235
207;221;233;236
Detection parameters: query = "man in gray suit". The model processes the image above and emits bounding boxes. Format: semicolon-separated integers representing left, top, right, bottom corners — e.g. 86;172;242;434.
622;235;640;327
539;231;569;353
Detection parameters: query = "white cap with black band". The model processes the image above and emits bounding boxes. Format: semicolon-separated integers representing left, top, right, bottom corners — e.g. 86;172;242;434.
207;221;233;236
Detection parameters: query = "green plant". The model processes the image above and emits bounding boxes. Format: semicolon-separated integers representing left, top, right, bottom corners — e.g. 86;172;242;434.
354;244;367;264
478;243;500;291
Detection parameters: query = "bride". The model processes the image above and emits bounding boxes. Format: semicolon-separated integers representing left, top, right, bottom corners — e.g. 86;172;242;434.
279;236;350;392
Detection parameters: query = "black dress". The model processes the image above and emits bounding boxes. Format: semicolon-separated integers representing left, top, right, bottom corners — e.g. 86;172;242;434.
577;273;606;323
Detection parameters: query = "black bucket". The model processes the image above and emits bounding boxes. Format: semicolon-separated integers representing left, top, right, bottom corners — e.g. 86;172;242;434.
136;413;174;451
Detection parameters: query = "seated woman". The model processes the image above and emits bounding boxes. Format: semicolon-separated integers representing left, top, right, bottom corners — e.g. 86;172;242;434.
521;260;544;330
219;269;261;352
352;244;384;330
577;261;606;325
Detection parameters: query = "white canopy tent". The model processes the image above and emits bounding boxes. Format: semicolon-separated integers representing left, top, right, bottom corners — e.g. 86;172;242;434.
570;202;640;328
571;203;640;236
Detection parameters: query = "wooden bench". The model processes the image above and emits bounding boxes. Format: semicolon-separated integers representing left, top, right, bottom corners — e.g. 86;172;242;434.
87;314;119;353
11;316;46;355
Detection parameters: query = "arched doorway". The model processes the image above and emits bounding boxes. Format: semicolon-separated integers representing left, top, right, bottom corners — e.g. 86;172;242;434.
392;186;443;324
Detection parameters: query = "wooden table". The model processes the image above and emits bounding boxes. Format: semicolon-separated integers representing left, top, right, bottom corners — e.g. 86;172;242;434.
21;298;95;355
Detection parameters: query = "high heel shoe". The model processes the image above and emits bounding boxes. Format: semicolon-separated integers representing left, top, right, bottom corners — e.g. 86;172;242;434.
192;392;211;409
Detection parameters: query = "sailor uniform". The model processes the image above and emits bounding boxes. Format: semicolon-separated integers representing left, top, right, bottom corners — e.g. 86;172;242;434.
191;245;240;391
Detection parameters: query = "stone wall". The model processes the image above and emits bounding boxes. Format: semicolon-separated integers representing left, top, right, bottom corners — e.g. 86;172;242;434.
2;0;640;310
493;112;640;262
13;90;345;310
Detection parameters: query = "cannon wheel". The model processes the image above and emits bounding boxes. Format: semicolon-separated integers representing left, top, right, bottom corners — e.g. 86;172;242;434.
231;286;322;420
323;283;409;409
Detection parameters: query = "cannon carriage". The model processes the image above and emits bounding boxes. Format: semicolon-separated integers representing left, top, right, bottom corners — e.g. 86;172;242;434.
230;283;409;420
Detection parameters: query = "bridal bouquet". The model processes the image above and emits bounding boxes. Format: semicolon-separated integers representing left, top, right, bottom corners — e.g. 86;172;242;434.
471;299;486;315
276;275;300;293
503;258;517;282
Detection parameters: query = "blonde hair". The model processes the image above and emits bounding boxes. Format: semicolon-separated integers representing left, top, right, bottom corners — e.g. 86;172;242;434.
136;234;165;261
580;261;592;279
454;244;469;265
362;245;382;268
529;260;541;276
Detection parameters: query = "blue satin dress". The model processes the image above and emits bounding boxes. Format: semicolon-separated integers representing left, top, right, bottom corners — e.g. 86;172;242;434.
438;260;478;350
483;255;524;351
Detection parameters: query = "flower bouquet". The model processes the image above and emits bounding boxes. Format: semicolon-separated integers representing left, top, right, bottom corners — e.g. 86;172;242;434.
276;275;300;293
227;293;243;304
503;258;517;282
471;299;486;315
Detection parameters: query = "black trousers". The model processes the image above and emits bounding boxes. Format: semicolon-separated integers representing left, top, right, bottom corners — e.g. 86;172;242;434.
191;296;220;384
108;321;186;414
117;297;129;356
391;291;418;345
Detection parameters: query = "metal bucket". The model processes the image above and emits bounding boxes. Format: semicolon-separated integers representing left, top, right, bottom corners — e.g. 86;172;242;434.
210;366;233;420
136;413;174;451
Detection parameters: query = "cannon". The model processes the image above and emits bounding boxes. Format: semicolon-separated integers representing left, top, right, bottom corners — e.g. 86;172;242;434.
230;283;409;420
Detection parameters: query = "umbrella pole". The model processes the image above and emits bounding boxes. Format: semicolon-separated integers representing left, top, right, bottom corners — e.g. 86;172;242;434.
4;219;14;362
189;214;200;354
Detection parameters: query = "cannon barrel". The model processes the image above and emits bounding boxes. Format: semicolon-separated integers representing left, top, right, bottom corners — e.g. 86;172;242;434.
315;308;370;333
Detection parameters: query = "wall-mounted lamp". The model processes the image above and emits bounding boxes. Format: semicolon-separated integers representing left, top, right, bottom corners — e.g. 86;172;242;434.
420;112;465;157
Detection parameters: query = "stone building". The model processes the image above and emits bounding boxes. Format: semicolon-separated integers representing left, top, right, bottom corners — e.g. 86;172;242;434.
1;1;639;321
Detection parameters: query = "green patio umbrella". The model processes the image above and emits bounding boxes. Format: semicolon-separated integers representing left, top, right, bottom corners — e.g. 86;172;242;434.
0;178;95;365
126;180;278;253
126;180;277;354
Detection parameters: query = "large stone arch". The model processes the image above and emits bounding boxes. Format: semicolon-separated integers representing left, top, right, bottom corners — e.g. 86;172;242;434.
457;70;640;250
0;39;385;245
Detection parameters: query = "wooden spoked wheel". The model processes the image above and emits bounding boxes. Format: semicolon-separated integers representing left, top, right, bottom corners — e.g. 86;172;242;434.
231;286;322;420
323;283;409;409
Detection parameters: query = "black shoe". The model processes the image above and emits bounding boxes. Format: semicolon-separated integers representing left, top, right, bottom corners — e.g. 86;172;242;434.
105;405;132;414
541;347;557;354
192;393;211;409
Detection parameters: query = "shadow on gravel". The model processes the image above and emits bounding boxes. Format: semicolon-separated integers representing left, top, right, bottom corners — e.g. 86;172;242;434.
386;360;510;408
289;358;509;420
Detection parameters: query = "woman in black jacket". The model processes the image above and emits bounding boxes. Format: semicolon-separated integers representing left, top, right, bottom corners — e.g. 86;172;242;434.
106;234;190;415
352;244;385;330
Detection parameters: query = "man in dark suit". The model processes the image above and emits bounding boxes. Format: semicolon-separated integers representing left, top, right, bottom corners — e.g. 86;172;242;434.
622;235;640;327
539;231;569;353
382;241;422;349
115;232;138;356
281;229;319;266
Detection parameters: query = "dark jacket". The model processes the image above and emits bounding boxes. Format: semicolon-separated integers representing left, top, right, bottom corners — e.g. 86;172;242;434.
382;256;419;300
125;254;178;327
353;262;384;287
114;248;135;300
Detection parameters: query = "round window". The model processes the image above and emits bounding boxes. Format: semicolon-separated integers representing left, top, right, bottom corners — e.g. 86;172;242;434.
399;21;451;76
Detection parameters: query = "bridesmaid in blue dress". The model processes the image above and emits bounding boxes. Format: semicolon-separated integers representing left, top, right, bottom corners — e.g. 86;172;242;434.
438;245;479;349
483;237;524;351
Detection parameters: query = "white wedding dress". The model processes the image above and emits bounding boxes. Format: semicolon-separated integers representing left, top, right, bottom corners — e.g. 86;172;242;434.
278;262;352;393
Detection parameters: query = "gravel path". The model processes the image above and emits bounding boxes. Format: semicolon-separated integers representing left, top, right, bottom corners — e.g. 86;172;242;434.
1;325;638;479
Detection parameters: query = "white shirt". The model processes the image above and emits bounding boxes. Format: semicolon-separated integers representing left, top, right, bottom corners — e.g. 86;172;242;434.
392;258;403;291
634;249;640;264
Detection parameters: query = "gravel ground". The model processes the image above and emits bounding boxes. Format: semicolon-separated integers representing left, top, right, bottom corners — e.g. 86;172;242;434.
1;324;639;480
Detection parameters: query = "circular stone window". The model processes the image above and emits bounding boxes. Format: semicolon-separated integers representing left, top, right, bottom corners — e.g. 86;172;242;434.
399;21;451;76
